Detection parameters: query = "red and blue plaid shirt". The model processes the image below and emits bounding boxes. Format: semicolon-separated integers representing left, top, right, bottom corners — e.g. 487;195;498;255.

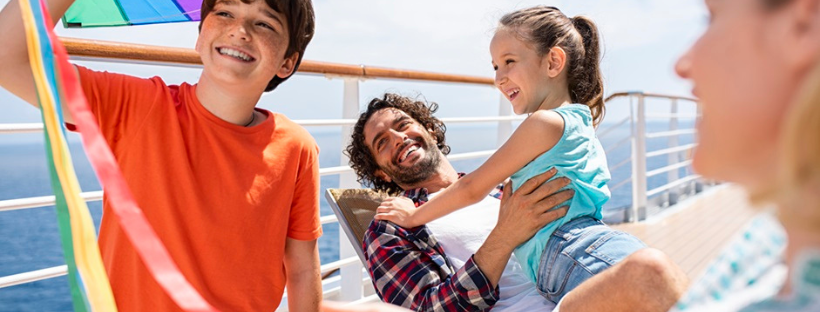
363;174;504;312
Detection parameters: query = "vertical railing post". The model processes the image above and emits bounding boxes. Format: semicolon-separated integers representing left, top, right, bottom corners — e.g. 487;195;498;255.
667;99;679;205
497;94;513;148
631;94;648;222
695;103;706;192
339;78;363;301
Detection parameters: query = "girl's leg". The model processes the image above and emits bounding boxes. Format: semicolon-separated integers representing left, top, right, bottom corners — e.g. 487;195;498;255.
536;217;646;303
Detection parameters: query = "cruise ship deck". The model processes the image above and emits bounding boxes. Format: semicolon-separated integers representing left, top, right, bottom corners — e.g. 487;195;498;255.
0;37;762;311
613;185;761;281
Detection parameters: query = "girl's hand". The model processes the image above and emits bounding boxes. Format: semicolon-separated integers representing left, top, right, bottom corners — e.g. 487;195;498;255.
374;197;419;228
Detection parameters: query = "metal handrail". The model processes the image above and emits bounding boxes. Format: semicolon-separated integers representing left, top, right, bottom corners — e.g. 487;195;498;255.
647;174;701;197
0;191;103;212
645;113;699;119
62;37;494;85
0;115;526;134
0;256;366;290
0;150;500;213
597;116;630;140
645;129;697;139
646;160;693;178
605;136;632;154
605;92;697;103
609;157;632;173
320;257;360;276
0;265;67;289
0;123;43;134
610;178;633;192
646;143;697;158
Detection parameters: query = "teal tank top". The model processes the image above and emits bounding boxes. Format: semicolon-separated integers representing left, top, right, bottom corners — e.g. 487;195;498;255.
509;104;611;284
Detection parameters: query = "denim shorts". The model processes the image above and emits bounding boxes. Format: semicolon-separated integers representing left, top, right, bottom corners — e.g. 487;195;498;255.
536;217;646;303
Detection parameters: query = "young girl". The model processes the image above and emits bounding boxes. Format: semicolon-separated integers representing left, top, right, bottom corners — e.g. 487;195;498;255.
374;6;646;303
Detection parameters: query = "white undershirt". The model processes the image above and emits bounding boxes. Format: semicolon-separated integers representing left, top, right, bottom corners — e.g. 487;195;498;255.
426;192;556;312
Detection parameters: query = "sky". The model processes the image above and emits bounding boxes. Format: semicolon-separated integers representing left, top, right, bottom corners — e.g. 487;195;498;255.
0;0;708;136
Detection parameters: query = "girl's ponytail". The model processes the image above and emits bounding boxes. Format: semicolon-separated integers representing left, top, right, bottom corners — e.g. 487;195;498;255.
570;16;605;127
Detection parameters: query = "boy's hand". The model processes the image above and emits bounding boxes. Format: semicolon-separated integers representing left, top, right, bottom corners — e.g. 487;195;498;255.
374;197;420;228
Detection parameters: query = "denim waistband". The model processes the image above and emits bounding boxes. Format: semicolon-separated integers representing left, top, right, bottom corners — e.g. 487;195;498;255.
552;217;604;238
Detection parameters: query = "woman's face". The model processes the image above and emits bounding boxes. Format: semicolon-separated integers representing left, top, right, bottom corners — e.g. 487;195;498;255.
675;0;814;193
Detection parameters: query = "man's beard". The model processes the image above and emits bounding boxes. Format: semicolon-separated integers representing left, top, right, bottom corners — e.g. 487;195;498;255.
382;138;442;188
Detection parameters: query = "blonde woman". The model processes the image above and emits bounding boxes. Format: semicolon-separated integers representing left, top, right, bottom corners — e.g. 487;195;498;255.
675;0;820;310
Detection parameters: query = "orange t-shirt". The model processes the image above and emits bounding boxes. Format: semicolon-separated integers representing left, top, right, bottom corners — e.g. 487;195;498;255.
75;66;322;311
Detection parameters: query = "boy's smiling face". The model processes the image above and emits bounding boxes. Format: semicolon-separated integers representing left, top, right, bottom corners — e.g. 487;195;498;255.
196;0;298;92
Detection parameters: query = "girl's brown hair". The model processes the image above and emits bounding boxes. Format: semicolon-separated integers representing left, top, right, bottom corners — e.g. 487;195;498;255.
499;6;605;126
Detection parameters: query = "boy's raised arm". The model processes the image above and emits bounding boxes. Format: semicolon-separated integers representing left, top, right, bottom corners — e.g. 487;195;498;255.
0;0;77;123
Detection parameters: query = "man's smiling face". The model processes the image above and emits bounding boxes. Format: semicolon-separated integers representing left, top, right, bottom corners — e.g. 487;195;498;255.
363;108;442;188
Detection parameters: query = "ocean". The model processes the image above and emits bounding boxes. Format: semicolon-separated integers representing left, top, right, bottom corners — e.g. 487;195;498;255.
0;121;695;311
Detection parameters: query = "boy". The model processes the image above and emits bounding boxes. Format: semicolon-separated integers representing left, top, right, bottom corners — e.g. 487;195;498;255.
0;0;322;311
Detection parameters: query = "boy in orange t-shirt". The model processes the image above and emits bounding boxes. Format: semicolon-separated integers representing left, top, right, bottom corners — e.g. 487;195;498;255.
0;0;323;311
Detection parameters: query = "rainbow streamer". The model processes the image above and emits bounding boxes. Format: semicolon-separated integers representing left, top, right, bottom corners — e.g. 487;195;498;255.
20;0;218;311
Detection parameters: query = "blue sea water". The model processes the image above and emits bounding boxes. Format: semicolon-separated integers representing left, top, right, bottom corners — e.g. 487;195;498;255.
0;121;694;311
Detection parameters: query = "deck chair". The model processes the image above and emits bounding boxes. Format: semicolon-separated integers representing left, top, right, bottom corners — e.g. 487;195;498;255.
325;189;390;264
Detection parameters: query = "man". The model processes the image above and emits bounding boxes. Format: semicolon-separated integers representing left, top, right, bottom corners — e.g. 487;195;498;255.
0;0;322;311
345;93;689;311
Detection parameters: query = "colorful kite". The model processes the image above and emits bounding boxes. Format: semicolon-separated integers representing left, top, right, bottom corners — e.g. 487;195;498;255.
19;0;217;310
63;0;202;27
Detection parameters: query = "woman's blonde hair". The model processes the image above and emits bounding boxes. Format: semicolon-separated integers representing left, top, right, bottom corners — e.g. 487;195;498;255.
774;60;820;231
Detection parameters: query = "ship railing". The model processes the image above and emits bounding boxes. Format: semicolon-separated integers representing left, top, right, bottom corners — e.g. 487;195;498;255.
0;38;710;308
598;92;709;222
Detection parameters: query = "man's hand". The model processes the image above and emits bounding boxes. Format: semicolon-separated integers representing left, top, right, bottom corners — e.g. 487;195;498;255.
473;168;573;288
494;168;573;248
374;197;419;228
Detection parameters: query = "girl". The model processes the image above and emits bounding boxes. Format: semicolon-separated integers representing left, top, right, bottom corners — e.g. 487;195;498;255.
375;6;646;303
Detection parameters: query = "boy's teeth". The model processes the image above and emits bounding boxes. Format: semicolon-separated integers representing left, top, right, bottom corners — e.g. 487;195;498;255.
219;48;252;61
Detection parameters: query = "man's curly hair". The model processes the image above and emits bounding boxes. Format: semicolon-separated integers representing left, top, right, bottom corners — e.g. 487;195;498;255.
345;93;451;194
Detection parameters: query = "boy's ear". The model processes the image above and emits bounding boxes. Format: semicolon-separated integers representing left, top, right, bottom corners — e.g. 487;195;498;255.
276;52;300;79
375;169;392;183
546;47;567;78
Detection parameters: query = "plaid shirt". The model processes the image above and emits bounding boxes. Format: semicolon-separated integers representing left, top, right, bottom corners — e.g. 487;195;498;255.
363;174;504;312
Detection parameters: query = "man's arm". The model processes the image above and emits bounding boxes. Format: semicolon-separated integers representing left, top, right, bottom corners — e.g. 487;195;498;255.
365;220;499;312
284;237;322;312
0;0;76;123
474;168;573;288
